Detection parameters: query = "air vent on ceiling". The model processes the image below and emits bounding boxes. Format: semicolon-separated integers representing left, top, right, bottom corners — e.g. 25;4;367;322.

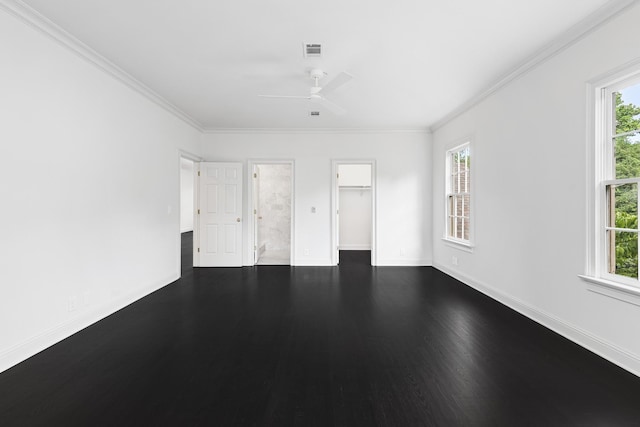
310;111;320;116
303;43;322;58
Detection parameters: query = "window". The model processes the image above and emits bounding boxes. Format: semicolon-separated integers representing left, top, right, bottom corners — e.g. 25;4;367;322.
594;74;640;286
445;142;471;245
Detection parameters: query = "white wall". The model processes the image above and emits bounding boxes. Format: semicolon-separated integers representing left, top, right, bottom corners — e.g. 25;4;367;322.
432;3;640;376
201;132;432;266
180;158;194;232
338;164;372;187
0;9;201;373
339;188;372;250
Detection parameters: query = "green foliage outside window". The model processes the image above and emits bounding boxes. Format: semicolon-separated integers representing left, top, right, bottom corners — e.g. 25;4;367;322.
614;92;640;278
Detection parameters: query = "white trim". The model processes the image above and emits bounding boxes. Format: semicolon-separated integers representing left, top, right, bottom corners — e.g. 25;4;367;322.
247;160;295;266
579;275;640;307
179;149;203;163
431;0;638;131
435;263;640;378
0;0;203;131
376;259;432;266
331;160;377;266
602;177;640;186
586;62;640;286
0;273;178;374
445;140;474;245
442;238;474;253
203;128;431;135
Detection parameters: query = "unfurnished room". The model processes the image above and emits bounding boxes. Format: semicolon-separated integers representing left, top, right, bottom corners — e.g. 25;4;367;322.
2;0;640;425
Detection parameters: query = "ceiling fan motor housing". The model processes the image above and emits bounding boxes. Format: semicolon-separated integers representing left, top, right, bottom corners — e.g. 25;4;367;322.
309;69;326;80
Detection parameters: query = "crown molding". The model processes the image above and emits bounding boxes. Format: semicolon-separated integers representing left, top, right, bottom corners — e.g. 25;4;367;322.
431;0;639;132
0;0;204;132
202;127;432;135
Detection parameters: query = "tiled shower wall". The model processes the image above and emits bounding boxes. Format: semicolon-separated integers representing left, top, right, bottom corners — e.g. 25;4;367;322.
257;164;291;252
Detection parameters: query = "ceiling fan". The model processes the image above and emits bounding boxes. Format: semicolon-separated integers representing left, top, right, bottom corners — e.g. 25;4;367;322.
258;69;353;115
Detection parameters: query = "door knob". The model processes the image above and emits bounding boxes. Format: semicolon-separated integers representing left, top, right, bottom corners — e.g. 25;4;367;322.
236;218;241;222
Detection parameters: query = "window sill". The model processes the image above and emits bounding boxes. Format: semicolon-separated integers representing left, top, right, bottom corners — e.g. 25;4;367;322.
578;275;640;307
442;238;474;253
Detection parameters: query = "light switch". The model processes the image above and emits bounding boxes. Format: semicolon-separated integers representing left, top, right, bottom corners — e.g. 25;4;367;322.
311;207;316;213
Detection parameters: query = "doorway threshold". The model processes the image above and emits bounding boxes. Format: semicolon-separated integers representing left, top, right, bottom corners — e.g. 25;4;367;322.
256;250;290;265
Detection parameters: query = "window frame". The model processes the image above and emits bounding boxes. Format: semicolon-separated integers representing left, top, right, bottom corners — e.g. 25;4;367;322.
584;62;640;294
444;140;473;249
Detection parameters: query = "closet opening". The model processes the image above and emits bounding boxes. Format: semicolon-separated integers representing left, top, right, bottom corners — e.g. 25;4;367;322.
332;161;375;266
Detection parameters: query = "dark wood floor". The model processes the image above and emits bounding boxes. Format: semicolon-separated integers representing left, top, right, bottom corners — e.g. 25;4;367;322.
2;233;640;426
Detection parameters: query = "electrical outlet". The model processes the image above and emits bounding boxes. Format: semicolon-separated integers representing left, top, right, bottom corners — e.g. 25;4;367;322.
304;248;310;256
452;256;458;266
400;248;406;257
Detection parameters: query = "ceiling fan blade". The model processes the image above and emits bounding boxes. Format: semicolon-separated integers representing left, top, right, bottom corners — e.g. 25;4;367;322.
317;96;346;115
319;72;354;95
258;95;310;99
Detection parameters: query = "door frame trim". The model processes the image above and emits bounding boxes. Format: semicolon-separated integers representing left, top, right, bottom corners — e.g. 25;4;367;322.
247;159;295;266
331;160;377;266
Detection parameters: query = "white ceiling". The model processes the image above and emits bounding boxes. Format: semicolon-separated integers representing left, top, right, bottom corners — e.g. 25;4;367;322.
19;0;622;131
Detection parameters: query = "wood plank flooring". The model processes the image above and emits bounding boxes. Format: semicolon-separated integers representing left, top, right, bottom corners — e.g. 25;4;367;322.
1;232;640;426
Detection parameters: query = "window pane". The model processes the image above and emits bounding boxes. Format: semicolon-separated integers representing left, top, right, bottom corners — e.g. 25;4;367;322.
463;194;470;218
447;143;471;242
456;217;463;239
463;217;470;241
616;84;640;135
455;195;464;217
606;183;638;228
463;165;469;193
614;133;640;179
460;146;470;161
607;230;638;278
447;195;455;238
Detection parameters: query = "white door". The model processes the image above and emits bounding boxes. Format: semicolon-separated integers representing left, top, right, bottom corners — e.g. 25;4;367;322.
252;165;259;264
336;171;340;264
197;162;243;267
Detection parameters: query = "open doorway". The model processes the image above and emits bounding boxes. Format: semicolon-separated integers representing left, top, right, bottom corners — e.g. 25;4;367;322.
180;158;195;234
250;161;294;265
332;161;375;266
179;155;197;273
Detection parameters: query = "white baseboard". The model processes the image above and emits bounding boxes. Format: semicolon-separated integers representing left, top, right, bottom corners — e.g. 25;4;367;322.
0;273;179;374
433;262;640;378
376;258;432;266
